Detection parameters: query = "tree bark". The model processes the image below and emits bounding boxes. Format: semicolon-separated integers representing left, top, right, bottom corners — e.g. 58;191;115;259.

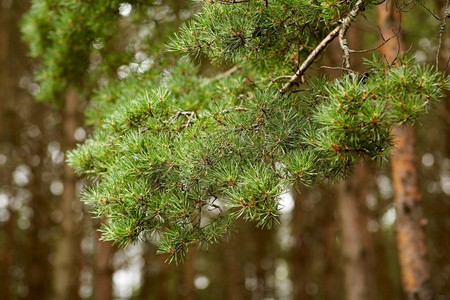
0;3;11;298
377;2;433;299
156;254;169;300
176;246;196;300
93;231;115;300
291;184;309;299
53;89;82;300
291;183;343;299
338;164;377;300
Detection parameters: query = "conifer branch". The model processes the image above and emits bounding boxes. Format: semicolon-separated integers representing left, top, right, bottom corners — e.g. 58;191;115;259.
281;0;366;93
436;0;450;69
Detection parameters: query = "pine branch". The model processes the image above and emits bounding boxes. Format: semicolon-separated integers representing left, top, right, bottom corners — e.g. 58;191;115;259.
281;0;366;93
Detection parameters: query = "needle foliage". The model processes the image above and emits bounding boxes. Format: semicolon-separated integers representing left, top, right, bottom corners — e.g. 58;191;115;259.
22;0;450;262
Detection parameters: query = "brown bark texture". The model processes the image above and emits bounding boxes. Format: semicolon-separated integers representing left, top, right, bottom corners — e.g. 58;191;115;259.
94;232;115;300
0;3;11;298
52;89;82;300
338;164;377;300
377;2;433;299
177;246;197;300
291;183;343;300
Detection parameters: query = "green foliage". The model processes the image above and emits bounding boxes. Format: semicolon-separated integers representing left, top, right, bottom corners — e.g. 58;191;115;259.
169;0;377;73
68;54;448;261
21;0;188;103
23;0;450;262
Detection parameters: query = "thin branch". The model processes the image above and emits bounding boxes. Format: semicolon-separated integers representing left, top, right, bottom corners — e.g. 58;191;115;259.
280;0;366;93
268;75;292;87
320;65;356;73
417;0;441;21
349;30;399;53
339;26;351;70
442;56;450;72
436;0;450;69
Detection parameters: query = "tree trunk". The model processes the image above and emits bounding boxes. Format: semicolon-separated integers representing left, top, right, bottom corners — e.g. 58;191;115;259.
224;237;242;300
93;231;115;300
377;2;433;299
156;254;169;300
291;183;343;299
338;164;377;300
290;184;309;299
0;3;11;298
53;89;81;300
176;246;196;300
27;104;54;300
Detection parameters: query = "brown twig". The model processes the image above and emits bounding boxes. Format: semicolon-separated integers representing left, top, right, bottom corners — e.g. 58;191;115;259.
349;30;400;53
417;0;441;21
280;0;366;93
339;27;352;70
320;65;356;73
436;0;449;69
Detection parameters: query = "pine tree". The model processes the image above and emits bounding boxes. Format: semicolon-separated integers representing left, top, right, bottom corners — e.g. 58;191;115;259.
22;0;450;269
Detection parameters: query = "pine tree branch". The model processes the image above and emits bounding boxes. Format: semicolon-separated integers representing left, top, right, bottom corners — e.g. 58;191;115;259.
280;0;366;93
436;0;450;69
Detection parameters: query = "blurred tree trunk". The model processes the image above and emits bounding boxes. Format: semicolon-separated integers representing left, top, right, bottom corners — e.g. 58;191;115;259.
290;184;308;299
0;3;12;298
139;244;169;299
182;247;197;300
26;105;53;300
223;237;242;300
338;164;377;300
253;227;274;299
377;2;433;299
139;244;156;299
156;253;169;300
436;1;450;296
176;246;196;299
93;230;115;300
291;184;342;299
0;1;9;136
53;89;82;300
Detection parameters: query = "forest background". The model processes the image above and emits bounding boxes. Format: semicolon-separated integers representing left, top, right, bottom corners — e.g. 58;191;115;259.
1;0;450;299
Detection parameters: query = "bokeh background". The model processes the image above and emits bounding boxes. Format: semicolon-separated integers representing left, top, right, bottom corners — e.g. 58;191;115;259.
0;1;449;299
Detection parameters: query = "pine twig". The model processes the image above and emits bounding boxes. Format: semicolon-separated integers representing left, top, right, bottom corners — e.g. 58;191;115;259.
280;0;366;93
339;27;351;70
349;30;399;53
436;0;450;69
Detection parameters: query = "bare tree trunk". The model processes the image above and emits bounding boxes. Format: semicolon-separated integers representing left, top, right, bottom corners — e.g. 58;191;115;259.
224;237;242;300
291;183;309;299
0;2;9;128
176;246;197;299
338;164;377;300
291;183;343;299
53;89;81;300
377;3;433;299
93;230;115;300
181;247;197;300
156;254;169;300
27;105;54;300
0;3;11;298
139;244;168;300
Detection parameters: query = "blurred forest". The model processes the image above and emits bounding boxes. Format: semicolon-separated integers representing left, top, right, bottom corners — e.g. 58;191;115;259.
1;0;450;299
